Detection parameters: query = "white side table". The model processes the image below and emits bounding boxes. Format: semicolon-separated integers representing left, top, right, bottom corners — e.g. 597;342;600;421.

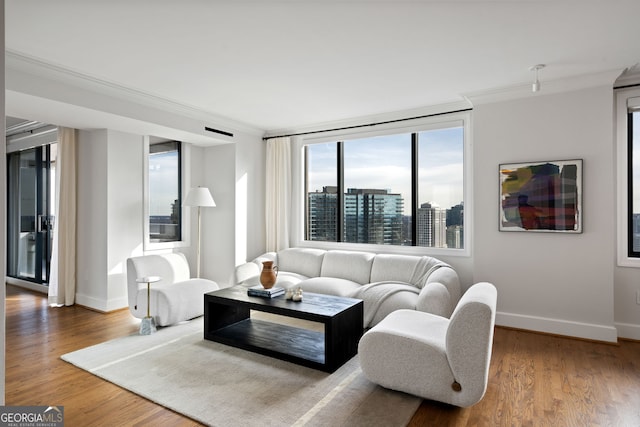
137;276;161;335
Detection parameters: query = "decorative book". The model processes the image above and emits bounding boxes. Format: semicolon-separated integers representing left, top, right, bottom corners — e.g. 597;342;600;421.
247;285;285;298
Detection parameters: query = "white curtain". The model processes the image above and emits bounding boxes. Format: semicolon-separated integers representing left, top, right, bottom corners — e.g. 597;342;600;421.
265;137;291;252
49;127;77;306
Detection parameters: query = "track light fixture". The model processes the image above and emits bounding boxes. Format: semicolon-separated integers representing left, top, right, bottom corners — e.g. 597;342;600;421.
530;64;545;93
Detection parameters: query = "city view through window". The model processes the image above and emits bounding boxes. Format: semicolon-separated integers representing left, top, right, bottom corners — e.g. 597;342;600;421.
149;141;181;243
306;126;464;248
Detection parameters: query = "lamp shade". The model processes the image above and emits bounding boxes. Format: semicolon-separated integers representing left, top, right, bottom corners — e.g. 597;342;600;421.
184;187;216;207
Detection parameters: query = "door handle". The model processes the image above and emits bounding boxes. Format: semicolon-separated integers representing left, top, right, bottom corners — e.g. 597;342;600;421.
37;215;55;232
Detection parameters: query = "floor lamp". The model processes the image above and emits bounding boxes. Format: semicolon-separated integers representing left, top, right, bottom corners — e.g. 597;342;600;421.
184;186;216;278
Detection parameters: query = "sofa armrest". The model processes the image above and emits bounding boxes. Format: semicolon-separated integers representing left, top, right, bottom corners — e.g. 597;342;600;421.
234;262;260;285
416;282;452;318
233;252;277;285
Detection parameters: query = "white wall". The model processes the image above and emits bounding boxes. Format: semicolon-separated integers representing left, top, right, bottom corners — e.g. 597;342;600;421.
200;131;265;287
77;129;144;311
106;130;145;308
200;143;235;286
472;85;617;342
234;132;266;264
77;129;109;306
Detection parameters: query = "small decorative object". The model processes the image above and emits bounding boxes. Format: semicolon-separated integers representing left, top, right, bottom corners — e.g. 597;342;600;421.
292;288;303;302
247;285;285;298
285;288;294;300
260;261;279;289
499;159;583;233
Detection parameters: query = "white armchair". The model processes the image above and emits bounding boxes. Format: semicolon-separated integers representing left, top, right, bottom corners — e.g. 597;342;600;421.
358;282;497;407
126;253;219;326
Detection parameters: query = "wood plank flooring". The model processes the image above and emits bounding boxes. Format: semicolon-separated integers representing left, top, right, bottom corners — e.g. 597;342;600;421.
6;284;640;426
5;285;200;426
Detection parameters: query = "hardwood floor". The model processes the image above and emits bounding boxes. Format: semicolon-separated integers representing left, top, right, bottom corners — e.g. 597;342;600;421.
408;326;640;427
5;284;640;426
5;285;201;426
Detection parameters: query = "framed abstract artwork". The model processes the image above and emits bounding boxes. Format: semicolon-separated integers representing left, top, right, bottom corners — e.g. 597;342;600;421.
499;159;583;233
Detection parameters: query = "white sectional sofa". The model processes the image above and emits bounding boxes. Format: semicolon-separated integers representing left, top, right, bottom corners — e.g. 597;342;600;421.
234;248;462;327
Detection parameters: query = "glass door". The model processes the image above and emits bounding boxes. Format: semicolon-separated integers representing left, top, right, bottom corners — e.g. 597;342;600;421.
7;144;56;284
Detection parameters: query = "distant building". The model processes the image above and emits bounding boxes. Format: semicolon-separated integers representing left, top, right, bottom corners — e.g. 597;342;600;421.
417;202;447;248
307;186;338;241
446;225;463;249
446;202;464;249
447;203;463;227
307;187;404;245
308;188;463;248
633;213;640;252
344;188;404;245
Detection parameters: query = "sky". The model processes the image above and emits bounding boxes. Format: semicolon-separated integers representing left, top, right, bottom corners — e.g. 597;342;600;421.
307;127;464;214
149;150;179;216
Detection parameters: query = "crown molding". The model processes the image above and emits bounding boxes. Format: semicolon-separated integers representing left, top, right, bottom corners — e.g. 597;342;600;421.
464;68;624;106
5;49;264;137
614;63;640;88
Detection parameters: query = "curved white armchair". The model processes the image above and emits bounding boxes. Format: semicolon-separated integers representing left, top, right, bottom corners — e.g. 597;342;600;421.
358;282;497;407
126;253;219;326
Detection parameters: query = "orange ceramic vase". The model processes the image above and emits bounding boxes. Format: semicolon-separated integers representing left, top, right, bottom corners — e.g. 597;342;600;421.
260;261;279;289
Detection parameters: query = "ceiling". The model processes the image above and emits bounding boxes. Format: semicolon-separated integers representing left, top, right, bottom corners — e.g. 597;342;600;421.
5;1;640;137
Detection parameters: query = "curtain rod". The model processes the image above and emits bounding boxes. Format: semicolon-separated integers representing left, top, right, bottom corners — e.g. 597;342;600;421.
614;83;640;90
262;108;473;141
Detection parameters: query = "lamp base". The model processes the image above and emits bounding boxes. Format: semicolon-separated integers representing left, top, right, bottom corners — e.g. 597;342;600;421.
140;316;157;335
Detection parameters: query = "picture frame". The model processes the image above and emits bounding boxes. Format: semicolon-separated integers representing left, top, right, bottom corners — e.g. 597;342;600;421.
499;159;583;233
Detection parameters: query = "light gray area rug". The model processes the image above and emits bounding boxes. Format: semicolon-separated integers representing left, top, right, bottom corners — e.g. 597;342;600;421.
61;317;420;427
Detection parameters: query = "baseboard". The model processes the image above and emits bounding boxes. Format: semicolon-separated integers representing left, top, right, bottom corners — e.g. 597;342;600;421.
496;311;618;343
615;322;640;341
6;277;48;294
75;293;128;313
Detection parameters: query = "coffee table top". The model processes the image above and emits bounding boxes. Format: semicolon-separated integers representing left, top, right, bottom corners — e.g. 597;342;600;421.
206;285;362;319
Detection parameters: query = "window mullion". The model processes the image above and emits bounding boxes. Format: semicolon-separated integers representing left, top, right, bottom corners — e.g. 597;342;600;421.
411;133;418;246
337;141;344;242
628;112;636;257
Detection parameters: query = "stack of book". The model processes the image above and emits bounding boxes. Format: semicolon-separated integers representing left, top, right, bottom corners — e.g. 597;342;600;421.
247;285;285;298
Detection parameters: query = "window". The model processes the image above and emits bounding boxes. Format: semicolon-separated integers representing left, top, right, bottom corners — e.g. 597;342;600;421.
303;113;468;253
148;140;182;243
616;87;640;266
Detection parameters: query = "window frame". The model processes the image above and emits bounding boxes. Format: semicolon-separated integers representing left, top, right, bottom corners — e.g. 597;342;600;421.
143;137;191;251
291;110;472;257
617;87;640;266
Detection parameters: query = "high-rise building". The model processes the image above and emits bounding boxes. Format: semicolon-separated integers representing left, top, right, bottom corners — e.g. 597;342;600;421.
633;213;640;252
446;225;463;249
446;202;464;249
447;202;463;227
344;188;404;245
308;187;404;245
417;202;447;248
308;188;465;248
307;186;339;241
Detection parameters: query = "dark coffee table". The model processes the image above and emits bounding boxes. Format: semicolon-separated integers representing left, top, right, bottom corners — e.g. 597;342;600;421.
204;286;363;372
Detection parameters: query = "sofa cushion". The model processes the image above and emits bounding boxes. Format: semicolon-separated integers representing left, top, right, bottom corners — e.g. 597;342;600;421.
320;250;375;284
297;277;361;297
370;254;422;285
277;248;326;278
